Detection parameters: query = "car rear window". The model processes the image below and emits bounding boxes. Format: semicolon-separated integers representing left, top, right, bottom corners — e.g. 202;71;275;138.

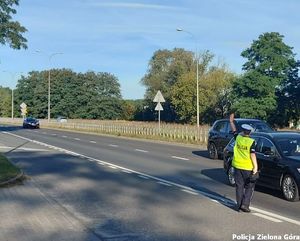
237;121;273;132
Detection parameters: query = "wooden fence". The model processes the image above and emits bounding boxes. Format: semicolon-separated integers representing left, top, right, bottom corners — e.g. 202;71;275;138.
0;118;210;145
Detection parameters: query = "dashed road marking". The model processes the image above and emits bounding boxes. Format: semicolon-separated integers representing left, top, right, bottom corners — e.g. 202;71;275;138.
62;136;67;138
89;141;96;143
171;156;189;161
3;131;300;227
74;138;80;141
52;134;57;136
109;144;119;147
135;149;148;153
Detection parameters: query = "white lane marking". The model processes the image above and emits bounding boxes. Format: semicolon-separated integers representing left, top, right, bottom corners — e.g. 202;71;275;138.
135;149;148;153
157;181;172;187
89;141;96;143
181;189;198;195
62;136;67;138
42;132;47;134
74;138;80;141
138;175;149;179
3;131;300;227
52;134;57;136
122;170;132;174
252;213;282;223
109;166;117;169
251;207;300;226
0;146;49;152
171;156;189;161
109;144;119;147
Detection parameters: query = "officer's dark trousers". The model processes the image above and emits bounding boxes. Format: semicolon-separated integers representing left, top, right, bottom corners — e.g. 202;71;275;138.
234;168;255;208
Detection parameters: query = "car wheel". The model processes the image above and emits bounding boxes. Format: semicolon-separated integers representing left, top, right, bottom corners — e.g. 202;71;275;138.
227;166;235;186
208;142;218;159
282;174;299;202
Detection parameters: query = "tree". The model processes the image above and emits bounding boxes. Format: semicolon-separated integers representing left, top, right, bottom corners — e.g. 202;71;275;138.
0;0;27;49
0;86;11;116
14;70;123;119
232;32;298;123
171;53;234;123
273;61;300;126
141;48;194;122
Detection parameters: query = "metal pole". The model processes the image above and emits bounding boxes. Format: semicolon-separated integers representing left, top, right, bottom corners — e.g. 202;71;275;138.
48;69;51;122
11;89;14;119
196;57;199;128
158;110;161;133
36;51;62;123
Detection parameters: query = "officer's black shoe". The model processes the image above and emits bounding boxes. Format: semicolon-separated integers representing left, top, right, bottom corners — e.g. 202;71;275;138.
240;205;251;213
235;204;241;212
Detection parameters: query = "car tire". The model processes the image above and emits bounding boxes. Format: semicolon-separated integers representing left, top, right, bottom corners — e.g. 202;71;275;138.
208;142;218;159
282;174;299;202
227;166;235;186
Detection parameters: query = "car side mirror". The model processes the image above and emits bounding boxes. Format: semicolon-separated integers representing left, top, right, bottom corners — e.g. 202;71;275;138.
263;150;275;156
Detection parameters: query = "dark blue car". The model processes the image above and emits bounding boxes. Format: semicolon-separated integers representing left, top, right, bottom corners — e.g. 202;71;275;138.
23;117;40;129
208;118;274;159
223;131;300;201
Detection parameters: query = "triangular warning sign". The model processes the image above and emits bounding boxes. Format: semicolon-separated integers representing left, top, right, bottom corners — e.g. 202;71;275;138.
155;102;163;111
153;90;165;103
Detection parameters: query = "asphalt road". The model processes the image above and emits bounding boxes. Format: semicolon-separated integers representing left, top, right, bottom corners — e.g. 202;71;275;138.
1;124;300;241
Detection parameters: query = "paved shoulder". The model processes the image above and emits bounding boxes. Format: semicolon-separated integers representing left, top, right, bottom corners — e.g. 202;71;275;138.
0;180;101;241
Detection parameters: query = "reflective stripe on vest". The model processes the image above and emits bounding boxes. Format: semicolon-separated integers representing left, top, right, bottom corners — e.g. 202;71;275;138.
232;135;254;171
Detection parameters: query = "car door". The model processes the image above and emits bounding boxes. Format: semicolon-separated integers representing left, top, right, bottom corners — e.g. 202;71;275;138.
214;121;231;154
256;137;283;189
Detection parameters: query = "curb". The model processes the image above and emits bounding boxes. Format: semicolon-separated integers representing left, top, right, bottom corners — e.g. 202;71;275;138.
0;171;24;186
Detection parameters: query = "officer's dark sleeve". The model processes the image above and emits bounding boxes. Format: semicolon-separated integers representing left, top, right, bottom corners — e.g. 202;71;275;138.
233;131;238;140
250;141;256;153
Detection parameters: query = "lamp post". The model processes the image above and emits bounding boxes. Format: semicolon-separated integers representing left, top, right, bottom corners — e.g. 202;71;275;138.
36;51;63;122
3;71;23;119
176;28;200;128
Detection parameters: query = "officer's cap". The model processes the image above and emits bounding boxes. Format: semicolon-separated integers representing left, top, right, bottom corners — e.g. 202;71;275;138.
241;124;254;132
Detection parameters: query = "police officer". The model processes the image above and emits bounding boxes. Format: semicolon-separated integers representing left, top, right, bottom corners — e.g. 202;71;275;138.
229;113;258;212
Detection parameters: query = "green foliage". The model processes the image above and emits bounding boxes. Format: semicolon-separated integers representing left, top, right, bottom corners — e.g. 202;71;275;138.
141;48;234;124
232;32;299;124
13;69;123;119
0;0;27;49
141;48;194;122
0;86;11;117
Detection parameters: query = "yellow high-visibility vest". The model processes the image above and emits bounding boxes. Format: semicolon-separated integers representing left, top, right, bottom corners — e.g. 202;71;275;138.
232;135;254;171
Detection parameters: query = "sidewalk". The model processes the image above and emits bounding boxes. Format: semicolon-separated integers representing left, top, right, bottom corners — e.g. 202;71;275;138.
0;180;102;241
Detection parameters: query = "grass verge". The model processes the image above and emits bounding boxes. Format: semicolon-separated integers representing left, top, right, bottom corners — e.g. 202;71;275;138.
0;153;21;183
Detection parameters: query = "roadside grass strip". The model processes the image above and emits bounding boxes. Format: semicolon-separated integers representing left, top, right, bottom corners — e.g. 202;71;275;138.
3;131;300;226
0;153;21;183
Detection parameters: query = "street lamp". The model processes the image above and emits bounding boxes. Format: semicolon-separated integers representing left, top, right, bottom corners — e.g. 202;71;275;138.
36;51;63;122
3;71;23;119
176;28;200;128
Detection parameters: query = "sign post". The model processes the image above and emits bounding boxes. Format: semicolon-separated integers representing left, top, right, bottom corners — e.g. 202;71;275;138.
153;90;165;133
20;102;27;119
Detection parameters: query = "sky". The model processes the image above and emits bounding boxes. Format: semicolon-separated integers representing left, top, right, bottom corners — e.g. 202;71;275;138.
0;0;299;99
